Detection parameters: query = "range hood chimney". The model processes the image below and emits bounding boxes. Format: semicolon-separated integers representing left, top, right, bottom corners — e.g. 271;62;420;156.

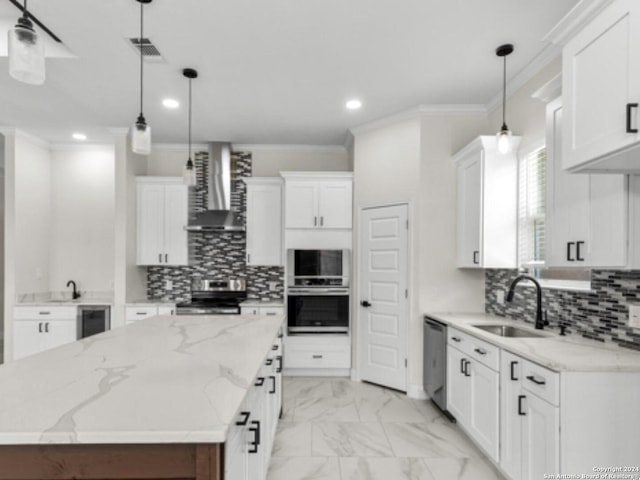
185;142;245;232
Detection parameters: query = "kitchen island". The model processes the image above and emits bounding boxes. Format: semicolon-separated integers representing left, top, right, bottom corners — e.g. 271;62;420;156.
0;313;284;480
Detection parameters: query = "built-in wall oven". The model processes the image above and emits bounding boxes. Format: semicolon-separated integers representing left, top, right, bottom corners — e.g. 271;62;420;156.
286;249;350;334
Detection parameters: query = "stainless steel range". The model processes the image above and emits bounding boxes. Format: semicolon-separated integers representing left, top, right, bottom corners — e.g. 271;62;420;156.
176;278;247;315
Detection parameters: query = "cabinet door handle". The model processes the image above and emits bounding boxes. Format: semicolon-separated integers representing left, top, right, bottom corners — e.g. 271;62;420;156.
314;216;317;226
248;420;260;453
320;216;324;226
276;355;283;373
44;322;49;333
526;375;546;386
518;395;527;416
235;411;250;426
38;322;43;333
165;253;168;263
254;377;265;387
626;103;638;133
576;241;585;262
269;375;276;394
247;253;251;263
510;361;518;381
473;250;479;265
451;336;461;343
464;359;471;377
312;354;323;359
566;242;575;261
158;253;162;263
460;358;466;374
474;348;487;356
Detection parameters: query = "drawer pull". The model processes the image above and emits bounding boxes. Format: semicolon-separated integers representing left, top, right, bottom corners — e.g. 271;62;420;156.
526;375;546;386
276;355;283;373
272;345;278;350
518;395;527;416
254;377;265;387
474;348;487;356
39;311;51;315
136;312;147;316
451;336;461;343
266;312;277;316
312;354;323;359
510;361;518;381
235;411;250;426
265;359;273;366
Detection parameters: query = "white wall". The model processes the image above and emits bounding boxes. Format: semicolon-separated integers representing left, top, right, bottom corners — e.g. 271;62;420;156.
49;146;115;294
0;133;4;361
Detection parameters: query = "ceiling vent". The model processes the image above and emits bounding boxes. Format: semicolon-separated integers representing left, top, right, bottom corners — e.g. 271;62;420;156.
127;37;164;62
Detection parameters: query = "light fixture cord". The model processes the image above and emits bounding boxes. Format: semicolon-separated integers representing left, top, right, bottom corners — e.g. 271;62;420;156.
502;54;507;127
139;0;144;117
188;77;192;161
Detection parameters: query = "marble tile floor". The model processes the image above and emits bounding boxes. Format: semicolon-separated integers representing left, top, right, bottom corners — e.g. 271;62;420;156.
267;377;505;480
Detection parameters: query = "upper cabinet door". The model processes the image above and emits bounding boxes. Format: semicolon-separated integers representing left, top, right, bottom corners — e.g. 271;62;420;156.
163;184;189;266
457;155;483;268
284;182;318;229
562;0;640;172
137;183;166;265
318;181;352;228
246;180;283;266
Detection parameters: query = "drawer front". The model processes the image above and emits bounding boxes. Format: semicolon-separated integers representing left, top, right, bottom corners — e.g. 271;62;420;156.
285;344;350;368
125;306;158;321
447;328;499;371
14;306;77;320
240;307;259;316
260;307;284;317
521;359;559;406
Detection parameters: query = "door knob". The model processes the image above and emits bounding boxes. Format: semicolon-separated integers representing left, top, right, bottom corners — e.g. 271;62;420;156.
361;300;372;308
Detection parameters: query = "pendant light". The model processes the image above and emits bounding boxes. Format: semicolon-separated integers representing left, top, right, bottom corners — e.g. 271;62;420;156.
131;0;152;155
183;68;198;187
496;43;514;155
8;0;45;85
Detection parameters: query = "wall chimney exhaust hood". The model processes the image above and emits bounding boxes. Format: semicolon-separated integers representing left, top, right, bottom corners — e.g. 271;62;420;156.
185;142;245;232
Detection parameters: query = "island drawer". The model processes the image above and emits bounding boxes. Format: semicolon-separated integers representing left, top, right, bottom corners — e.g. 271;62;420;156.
285;340;350;368
125;306;158;322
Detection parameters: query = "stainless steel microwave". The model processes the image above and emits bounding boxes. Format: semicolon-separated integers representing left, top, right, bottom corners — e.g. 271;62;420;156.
286;249;350;287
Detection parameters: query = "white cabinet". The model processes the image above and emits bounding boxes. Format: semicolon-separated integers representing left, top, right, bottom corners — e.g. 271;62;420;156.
454;136;520;268
13;306;77;360
241;305;284;317
500;350;559;480
558;0;640;173
125;304;175;325
284;335;351;370
245;178;283;266
546;98;628;268
136;177;189;266
281;173;353;229
445;328;499;461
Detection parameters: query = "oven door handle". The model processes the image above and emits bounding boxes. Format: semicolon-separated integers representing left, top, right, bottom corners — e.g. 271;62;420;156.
288;288;349;296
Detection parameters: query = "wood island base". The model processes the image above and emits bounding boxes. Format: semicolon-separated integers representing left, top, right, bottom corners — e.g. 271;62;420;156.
0;443;223;480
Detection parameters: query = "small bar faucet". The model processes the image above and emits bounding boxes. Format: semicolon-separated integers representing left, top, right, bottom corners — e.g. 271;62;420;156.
66;280;80;300
506;274;548;330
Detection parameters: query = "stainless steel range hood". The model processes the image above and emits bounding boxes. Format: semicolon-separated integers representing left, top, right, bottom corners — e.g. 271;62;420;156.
185;142;245;232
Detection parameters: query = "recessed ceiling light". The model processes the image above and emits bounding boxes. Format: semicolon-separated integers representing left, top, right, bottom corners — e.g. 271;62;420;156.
162;98;180;109
346;99;362;110
72;133;87;141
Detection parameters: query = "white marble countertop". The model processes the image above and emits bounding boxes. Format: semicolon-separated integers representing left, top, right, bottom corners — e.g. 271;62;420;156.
0;314;284;445
427;312;640;373
16;298;114;306
126;300;177;306
240;299;284;307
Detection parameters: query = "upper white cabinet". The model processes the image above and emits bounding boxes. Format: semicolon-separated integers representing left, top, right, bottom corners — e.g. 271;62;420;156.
546;98;628;267
454;136;520;268
281;172;353;229
244;178;283;266
136;177;189;266
555;0;640;172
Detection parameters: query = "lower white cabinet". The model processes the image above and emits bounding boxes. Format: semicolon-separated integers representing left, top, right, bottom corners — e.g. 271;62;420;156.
13;306;77;360
125;304;175;325
241;305;284;317
225;336;282;480
446;328;499;461
284;335;351;370
500;350;559;480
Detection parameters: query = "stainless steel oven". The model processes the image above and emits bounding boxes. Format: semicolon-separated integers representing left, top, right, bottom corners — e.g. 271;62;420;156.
287;287;349;334
287;249;350;287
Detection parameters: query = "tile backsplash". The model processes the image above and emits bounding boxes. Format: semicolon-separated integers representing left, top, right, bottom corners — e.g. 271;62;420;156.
486;269;640;352
146;151;284;302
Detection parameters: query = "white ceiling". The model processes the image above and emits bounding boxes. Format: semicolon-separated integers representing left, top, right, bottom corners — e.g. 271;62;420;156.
0;0;579;146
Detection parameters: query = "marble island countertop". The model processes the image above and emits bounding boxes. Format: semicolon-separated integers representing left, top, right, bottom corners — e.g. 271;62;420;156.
0;314;284;445
427;312;640;373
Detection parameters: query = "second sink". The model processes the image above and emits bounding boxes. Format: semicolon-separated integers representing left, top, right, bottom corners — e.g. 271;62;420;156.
472;324;548;338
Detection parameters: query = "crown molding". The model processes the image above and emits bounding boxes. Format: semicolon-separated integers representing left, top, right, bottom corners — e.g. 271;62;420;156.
350;104;487;136
543;0;616;46
50;143;116;152
232;144;347;154
531;74;562;103
13;129;51;149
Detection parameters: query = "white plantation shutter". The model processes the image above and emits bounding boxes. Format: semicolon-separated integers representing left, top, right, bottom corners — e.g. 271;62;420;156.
518;147;546;267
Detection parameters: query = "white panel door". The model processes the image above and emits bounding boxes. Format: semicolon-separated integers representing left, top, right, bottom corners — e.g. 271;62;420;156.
246;183;282;265
522;394;560;480
500;351;524;480
457;156;482;268
468;360;499;461
318;181;352;228
137;183;165;265
42;319;77;351
163;184;189;266
358;204;409;391
13;320;45;360
446;345;470;424
285;182;317;228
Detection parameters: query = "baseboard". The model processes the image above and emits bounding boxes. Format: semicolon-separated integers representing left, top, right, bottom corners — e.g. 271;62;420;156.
283;368;351;377
407;384;428;400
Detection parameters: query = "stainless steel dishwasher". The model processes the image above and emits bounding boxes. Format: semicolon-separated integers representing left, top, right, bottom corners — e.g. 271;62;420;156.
423;316;454;421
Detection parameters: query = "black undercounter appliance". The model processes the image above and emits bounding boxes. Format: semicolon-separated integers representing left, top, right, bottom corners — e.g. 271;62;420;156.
176;278;247;315
423;315;454;421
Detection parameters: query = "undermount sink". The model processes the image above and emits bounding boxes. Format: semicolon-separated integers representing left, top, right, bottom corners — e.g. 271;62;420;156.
471;324;548;338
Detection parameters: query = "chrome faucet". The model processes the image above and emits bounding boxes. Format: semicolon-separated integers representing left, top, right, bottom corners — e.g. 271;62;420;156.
506;274;548;330
66;280;80;300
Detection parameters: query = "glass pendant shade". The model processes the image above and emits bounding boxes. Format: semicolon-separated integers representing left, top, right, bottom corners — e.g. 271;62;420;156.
8;16;45;85
131;115;151;155
497;123;512;155
183;158;196;186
